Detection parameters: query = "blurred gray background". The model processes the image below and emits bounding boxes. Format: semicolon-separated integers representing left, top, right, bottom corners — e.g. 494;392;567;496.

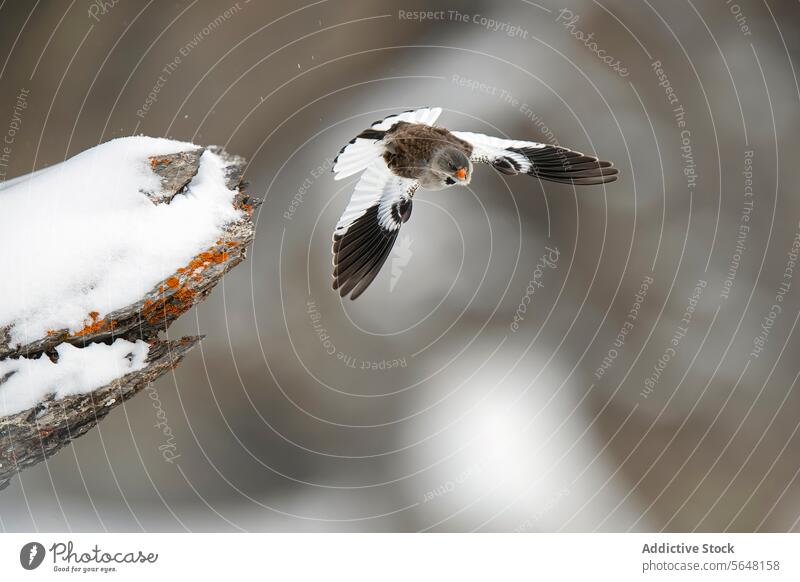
1;0;799;532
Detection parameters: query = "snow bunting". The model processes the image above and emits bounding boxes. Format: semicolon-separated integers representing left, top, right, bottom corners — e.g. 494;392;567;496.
331;107;618;299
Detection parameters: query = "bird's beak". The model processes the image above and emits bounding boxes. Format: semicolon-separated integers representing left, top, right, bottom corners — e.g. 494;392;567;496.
455;167;467;181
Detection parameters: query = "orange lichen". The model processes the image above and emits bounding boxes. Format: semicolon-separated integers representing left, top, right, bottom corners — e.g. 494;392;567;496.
184;249;229;280
140;243;232;325
149;157;170;169
73;312;104;336
142;285;197;325
71;311;117;337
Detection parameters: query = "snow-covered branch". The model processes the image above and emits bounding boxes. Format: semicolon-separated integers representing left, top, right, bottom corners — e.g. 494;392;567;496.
0;138;258;490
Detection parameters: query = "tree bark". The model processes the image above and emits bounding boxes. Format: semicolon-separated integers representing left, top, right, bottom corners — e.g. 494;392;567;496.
0;145;258;490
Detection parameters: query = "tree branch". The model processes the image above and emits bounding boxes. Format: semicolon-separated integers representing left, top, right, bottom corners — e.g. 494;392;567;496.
0;143;258;490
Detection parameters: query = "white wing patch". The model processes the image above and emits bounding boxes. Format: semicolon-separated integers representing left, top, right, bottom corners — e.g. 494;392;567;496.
452;131;545;172
332;107;442;181
335;162;417;234
332;139;383;181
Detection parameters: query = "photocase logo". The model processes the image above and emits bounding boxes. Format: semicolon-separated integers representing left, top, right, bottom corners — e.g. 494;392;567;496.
390;235;413;292
19;542;45;570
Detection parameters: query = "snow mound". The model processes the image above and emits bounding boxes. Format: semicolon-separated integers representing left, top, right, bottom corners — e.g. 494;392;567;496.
0;137;242;347
0;339;149;415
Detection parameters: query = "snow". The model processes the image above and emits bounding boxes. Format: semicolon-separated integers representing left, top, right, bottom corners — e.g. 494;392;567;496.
0;136;242;348
0;339;149;416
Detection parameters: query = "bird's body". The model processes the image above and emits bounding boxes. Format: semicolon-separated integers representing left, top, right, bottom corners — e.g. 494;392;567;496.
330;107;618;299
380;122;473;188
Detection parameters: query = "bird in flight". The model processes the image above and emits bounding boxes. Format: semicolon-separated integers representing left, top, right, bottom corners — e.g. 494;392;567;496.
331;107;618;299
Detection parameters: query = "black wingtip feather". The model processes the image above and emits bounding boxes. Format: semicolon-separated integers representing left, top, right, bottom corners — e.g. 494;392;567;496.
514;145;619;185
340;234;395;298
332;204;405;299
349;238;395;300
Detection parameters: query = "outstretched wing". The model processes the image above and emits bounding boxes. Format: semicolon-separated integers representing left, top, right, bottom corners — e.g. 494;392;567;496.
452;131;618;185
332;107;442;181
332;162;418;299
